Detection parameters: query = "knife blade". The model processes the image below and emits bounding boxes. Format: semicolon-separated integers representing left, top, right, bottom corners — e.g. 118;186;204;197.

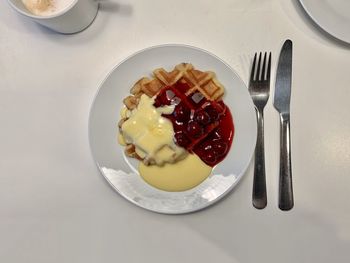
273;39;294;211
274;40;292;114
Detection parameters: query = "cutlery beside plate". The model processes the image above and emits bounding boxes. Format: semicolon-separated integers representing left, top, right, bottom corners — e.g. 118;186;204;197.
249;40;294;211
274;40;294;211
249;52;271;209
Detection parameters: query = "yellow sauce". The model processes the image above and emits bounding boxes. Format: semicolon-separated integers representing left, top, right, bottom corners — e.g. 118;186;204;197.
118;133;126;146
139;154;212;192
120;94;187;165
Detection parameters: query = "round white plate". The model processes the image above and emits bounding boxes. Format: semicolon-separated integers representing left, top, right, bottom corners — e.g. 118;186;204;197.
89;45;257;214
299;0;350;43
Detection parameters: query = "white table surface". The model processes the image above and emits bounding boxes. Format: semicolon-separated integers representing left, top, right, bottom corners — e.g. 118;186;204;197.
1;1;350;262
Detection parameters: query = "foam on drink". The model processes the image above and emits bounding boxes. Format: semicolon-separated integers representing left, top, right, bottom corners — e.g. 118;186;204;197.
22;0;74;16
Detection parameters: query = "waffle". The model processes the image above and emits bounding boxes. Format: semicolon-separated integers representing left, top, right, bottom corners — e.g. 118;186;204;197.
123;63;224;110
119;63;225;164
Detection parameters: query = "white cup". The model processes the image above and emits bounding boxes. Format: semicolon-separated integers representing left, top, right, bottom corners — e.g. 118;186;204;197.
7;0;99;34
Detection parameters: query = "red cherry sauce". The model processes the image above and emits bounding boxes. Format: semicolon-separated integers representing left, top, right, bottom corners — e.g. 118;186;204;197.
154;82;234;167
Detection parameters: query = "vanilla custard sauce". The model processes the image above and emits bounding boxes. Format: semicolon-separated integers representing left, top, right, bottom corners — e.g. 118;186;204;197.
139;154;212;192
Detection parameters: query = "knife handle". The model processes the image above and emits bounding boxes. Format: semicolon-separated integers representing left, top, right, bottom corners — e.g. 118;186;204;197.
252;109;267;209
278;114;294;211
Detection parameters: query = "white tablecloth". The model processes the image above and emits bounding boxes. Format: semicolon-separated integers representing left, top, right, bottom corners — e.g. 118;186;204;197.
1;1;350;262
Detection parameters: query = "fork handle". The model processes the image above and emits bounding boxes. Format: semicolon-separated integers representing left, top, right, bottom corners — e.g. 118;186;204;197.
278;114;294;211
252;109;267;209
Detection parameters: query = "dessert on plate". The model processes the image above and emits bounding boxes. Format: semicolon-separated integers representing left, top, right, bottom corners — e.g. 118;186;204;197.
118;63;234;191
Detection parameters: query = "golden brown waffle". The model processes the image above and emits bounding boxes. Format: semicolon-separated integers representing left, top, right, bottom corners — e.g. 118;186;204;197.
119;63;225;162
123;63;224;110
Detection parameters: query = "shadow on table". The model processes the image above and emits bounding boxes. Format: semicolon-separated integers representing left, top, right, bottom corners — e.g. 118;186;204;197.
150;160;350;263
179;199;350;263
287;0;350;49
98;0;133;15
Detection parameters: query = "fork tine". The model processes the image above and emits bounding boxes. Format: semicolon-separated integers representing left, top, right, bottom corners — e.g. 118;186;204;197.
256;52;262;81
266;52;271;83
250;53;257;82
261;52;267;80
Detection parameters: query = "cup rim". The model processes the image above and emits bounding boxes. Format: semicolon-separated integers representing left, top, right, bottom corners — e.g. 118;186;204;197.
7;0;79;19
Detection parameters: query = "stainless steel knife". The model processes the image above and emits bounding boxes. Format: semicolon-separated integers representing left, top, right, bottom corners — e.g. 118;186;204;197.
273;39;294;211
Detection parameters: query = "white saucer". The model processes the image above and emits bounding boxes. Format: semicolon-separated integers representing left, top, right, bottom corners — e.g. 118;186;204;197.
88;44;257;214
299;0;350;43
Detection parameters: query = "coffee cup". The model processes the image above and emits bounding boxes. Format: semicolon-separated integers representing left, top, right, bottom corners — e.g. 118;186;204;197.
7;0;99;34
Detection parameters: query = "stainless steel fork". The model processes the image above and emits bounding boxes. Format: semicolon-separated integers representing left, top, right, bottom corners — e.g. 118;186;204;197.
249;52;271;209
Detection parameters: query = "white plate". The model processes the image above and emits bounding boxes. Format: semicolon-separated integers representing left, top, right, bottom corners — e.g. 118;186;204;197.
89;45;257;214
299;0;350;43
